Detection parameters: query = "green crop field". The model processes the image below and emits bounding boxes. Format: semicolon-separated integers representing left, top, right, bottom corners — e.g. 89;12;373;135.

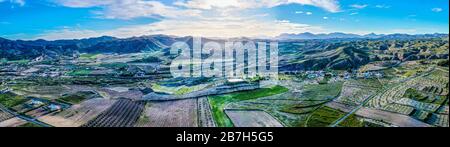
79;54;99;60
18;123;42;127
57;91;99;104
301;82;343;100
66;69;92;76
208;85;289;127
304;106;363;127
404;88;427;102
7;59;29;65
59;94;87;104
305;106;344;127
281;82;343;114
0;93;27;108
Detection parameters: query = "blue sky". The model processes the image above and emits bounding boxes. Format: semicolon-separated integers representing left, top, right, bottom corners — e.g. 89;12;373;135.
0;0;448;40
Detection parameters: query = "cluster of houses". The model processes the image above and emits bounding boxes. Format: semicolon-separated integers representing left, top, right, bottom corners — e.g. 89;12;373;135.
27;98;66;112
355;72;384;79
0;63;65;78
25;66;63;78
0;57;175;81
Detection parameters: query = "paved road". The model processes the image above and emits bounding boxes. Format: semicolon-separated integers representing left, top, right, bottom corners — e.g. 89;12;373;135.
0;104;52;127
329;66;436;127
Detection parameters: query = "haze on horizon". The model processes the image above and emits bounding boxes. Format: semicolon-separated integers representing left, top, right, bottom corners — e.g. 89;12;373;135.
0;0;449;40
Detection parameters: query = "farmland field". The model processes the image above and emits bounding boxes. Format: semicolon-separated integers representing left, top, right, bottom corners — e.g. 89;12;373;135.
0;117;27;127
0;93;27;108
0;109;14;122
197;97;216;127
0;20;448;128
18;122;42;127
58;91;100;104
208;85;289;127
82;99;145;127
335;79;382;106
280;82;343;115
136;98;198;127
66;69;92;76
39;98;116;127
305;106;362;127
225;110;283;127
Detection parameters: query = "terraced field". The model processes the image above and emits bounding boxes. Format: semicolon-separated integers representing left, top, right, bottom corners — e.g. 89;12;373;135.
395;98;440;112
380;103;414;115
367;68;446;114
366;79;415;109
411;110;430;121
427;113;449;127
82;99;145;127
356;67;450;127
327;101;432;127
218;79;346;127
336;79;382;106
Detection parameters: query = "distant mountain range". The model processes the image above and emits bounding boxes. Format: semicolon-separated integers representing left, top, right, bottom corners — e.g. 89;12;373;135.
276;32;448;40
0;33;448;61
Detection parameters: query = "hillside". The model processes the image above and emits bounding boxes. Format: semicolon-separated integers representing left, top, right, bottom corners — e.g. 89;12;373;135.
1;34;449;70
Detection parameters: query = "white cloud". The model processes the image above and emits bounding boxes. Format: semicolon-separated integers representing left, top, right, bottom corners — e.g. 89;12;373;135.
322;17;328;19
432;8;443;12
34;29;103;40
375;4;390;9
0;0;25;6
55;0;201;19
276;20;291;23
55;0;340;20
103;1;201;19
54;0;113;7
349;12;358;15
41;0;340;39
295;11;313;15
35;17;324;40
13;0;24;6
349;4;367;9
175;0;341;13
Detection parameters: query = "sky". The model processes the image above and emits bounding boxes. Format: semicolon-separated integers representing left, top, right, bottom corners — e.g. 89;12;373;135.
0;0;449;40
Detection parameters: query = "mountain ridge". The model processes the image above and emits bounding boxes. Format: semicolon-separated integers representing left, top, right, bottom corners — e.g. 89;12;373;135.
276;32;448;40
1;33;448;68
